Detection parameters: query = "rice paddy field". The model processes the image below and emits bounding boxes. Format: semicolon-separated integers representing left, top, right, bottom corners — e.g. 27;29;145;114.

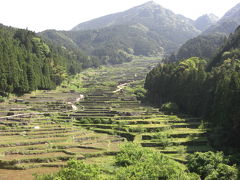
0;57;212;179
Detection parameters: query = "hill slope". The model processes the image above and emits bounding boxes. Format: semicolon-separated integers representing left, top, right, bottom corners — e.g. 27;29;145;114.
72;1;197;33
41;1;200;58
203;2;240;35
0;24;101;95
208;26;240;69
145;26;240;148
194;14;219;31
166;3;240;62
167;34;226;62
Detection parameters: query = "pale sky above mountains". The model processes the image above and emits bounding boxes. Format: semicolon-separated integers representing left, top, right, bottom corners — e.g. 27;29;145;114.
0;0;239;32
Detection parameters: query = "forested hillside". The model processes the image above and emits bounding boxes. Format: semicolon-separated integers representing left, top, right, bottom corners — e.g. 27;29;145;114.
208;26;240;69
0;24;99;95
145;26;240;149
167;3;240;63
167;34;226;62
40;1;200;60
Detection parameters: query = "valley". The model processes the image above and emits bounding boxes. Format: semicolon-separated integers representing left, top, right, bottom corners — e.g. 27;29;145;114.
0;1;240;179
0;57;211;179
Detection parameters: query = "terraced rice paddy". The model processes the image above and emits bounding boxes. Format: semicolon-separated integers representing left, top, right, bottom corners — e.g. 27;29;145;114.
0;57;212;179
0;91;124;179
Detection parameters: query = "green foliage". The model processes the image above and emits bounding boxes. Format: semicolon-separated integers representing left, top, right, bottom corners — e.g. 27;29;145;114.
76;117;112;124
187;151;238;179
0;24;101;95
40;28;135;65
145;57;207;116
205;163;238;180
115;143;200;180
161;102;179;114
133;87;146;101
167;34;226;62
0;96;5;103
115;143;150;166
35;143;205;179
145;49;240;147
35;159;100;180
152;132;172;148
208;26;240;69
128;125;145;133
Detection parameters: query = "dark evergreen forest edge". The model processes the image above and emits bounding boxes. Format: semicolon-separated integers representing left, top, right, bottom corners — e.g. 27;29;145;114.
145;26;240;150
0;24;131;96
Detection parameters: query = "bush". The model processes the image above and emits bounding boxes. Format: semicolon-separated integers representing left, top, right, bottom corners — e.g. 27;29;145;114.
0;96;5;103
187;151;238;179
115;143;153;166
92;118;101;124
153;132;172;148
35;144;202;179
160;102;179;114
115;143;199;180
101;118;112;124
77;117;90;124
205;163;238;180
133;87;146;101
35;159;100;180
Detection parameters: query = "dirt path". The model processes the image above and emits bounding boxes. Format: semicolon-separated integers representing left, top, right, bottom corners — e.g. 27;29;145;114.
113;83;129;93
68;94;84;111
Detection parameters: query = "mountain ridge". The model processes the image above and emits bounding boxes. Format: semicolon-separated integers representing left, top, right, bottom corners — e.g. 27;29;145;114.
72;1;196;32
166;2;240;63
203;2;240;35
41;1;200;59
194;14;219;31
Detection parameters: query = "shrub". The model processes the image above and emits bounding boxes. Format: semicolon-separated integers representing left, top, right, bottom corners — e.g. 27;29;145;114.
115;143;200;180
92;118;101;124
35;159;100;180
160;102;179;114
78;117;90;124
133;87;146;101
205;163;238;180
0;96;5;103
115;143;153;166
153;132;172;148
187;151;238;179
101;118;112;124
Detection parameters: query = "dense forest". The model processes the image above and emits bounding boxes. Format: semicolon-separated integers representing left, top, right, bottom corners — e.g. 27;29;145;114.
145;26;240;149
0;24;103;95
166;34;226;62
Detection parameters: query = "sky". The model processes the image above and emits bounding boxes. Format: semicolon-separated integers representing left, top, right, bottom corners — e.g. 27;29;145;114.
0;0;239;32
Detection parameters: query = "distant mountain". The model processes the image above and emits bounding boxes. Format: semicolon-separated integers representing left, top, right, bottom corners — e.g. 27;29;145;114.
194;14;219;31
203;3;240;35
41;1;200;59
167;3;240;62
219;3;240;24
167;34;226;62
72;1;197;33
40;29;79;51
